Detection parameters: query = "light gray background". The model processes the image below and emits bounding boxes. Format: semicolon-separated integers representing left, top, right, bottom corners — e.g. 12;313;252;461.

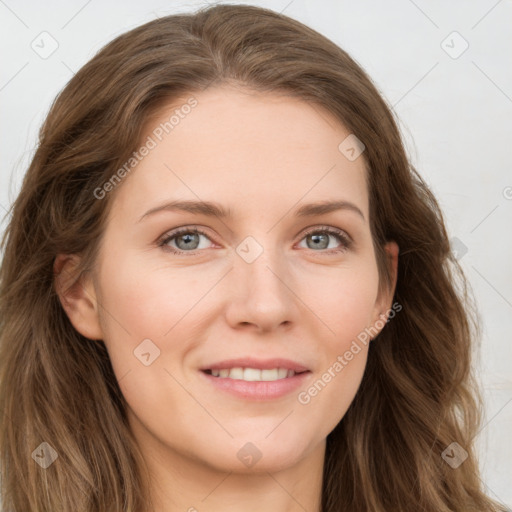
1;0;511;507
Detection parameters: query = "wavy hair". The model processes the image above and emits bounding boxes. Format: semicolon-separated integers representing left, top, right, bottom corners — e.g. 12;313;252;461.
0;4;506;511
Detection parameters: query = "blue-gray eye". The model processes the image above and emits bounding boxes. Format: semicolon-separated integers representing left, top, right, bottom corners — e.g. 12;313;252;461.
298;228;351;252
159;228;211;253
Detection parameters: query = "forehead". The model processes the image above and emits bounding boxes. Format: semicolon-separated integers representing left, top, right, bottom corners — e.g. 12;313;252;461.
111;85;369;223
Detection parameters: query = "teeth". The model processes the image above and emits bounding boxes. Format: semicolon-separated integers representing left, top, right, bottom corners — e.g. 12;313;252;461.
229;367;244;380
244;368;262;381
260;369;278;381
209;367;297;381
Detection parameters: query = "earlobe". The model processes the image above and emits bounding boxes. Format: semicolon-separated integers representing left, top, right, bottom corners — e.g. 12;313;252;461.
53;254;104;340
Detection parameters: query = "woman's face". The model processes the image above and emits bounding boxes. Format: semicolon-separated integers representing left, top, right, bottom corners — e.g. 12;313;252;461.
64;85;398;474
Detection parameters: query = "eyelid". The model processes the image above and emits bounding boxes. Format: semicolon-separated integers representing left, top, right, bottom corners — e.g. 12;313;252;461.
300;224;353;243
157;224;352;254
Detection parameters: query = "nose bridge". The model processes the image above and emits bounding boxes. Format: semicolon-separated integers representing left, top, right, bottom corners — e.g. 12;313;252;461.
226;232;295;329
236;233;288;296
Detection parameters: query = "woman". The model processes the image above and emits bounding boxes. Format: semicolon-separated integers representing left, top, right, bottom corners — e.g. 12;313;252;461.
0;4;506;511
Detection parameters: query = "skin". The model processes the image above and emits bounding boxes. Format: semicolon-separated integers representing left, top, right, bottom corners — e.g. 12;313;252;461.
55;85;398;512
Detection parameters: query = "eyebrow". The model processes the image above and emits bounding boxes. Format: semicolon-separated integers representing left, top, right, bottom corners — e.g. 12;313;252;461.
137;199;365;223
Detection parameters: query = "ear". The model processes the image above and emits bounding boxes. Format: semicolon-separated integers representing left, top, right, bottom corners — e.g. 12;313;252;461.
53;254;104;340
370;240;399;337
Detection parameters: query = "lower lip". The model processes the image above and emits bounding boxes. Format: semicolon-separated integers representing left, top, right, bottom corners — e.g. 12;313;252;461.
200;371;311;400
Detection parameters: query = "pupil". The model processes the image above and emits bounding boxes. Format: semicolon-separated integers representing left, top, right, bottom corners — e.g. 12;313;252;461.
178;233;198;249
310;233;328;249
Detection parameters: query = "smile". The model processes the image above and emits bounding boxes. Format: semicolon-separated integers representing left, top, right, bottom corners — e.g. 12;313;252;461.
204;367;301;381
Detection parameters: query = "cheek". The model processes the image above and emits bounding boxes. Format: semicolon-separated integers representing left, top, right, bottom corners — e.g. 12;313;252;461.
297;344;369;447
304;260;380;347
95;255;202;424
295;283;374;442
95;251;222;393
97;252;212;341
293;262;378;429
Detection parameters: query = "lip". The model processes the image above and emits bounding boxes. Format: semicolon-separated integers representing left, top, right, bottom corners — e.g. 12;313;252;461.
200;357;310;373
200;369;311;401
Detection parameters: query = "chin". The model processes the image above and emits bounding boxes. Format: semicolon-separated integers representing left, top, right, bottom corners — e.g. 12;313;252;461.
198;433;318;474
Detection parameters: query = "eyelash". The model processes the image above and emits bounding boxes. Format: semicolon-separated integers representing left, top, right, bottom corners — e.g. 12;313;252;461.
157;225;352;256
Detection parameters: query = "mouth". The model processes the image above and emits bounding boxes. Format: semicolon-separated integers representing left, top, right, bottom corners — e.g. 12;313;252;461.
199;358;312;400
202;367;308;381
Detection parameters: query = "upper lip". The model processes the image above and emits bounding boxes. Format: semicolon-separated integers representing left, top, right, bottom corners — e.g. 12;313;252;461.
200;357;310;373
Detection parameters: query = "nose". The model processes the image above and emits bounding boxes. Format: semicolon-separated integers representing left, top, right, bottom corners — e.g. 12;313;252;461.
224;242;298;333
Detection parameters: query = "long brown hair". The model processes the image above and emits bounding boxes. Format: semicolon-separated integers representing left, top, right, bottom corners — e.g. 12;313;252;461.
0;4;506;511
